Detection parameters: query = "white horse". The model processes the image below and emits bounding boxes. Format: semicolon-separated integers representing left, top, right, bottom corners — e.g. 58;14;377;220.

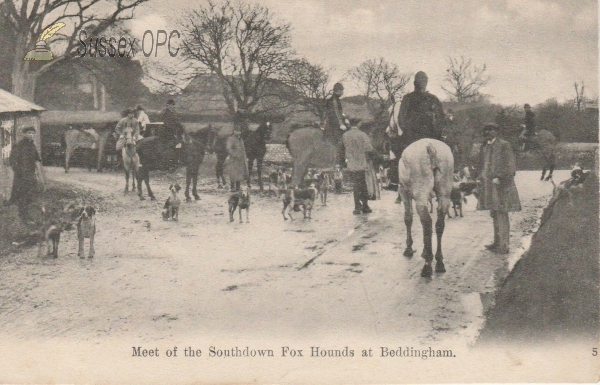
396;138;454;277
122;126;139;192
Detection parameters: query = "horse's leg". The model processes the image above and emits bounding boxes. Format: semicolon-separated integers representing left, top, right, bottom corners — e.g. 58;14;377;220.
137;166;145;200
216;153;225;188
545;157;555;181
247;157;254;188
124;168;129;192
185;170;192;201
541;165;547;181
145;172;155;200
256;156;264;190
434;205;447;273
65;145;72;173
400;189;415;257
416;205;434;277
192;173;200;200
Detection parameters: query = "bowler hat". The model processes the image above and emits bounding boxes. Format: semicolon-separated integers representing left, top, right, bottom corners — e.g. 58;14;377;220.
524;103;531;109
333;83;344;92
167;99;175;105
23;127;35;133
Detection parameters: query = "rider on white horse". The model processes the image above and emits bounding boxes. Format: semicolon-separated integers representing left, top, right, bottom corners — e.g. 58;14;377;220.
115;108;141;151
385;71;446;192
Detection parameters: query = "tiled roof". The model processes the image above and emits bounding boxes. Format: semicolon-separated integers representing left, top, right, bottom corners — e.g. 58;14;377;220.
0;89;45;113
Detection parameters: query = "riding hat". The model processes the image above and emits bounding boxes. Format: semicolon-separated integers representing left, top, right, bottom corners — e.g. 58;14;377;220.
22;127;35;133
524;103;531;109
348;118;362;127
333;82;344;92
167;99;175;105
415;71;428;83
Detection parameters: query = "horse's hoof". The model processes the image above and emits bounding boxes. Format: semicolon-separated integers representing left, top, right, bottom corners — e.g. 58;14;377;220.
79;254;84;259
194;196;201;201
139;196;145;201
186;197;192;202
421;264;433;277
435;261;446;273
88;254;94;259
150;196;156;201
217;184;223;189
545;176;552;181
403;248;415;257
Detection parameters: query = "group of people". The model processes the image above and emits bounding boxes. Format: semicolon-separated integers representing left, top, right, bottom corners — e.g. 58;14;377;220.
322;71;524;252
4;70;540;253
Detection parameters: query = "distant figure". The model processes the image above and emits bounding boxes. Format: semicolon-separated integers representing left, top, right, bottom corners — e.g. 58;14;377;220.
7;127;42;224
343;119;375;215
136;105;150;137
477;123;521;254
520;103;536;151
225;125;249;192
160;99;184;168
396;71;445;158
333;164;344;194
324;82;347;167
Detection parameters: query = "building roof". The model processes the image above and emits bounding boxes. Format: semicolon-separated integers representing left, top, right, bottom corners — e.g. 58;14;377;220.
0;88;45;114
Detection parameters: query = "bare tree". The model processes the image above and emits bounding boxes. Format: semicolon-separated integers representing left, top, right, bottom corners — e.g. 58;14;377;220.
0;0;148;101
180;0;294;121
279;58;331;120
442;56;490;103
574;80;585;111
348;57;411;118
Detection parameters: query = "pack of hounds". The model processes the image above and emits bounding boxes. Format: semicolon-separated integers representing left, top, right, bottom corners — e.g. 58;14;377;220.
34;162;589;258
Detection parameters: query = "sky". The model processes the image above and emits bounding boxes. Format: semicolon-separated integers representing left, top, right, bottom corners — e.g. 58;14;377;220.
128;0;598;106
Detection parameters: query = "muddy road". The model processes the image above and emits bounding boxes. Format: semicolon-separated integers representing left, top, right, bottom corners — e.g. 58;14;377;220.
0;165;567;348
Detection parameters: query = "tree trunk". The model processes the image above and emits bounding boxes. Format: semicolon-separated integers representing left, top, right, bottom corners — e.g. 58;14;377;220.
11;32;37;101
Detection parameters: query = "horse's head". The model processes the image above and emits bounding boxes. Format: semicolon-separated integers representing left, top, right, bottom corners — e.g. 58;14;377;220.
386;99;402;137
123;126;135;147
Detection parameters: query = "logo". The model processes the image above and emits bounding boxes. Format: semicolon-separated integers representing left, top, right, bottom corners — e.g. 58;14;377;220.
77;30;180;58
23;22;66;61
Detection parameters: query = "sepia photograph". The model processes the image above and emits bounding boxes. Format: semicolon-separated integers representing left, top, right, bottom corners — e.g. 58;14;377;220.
0;0;598;383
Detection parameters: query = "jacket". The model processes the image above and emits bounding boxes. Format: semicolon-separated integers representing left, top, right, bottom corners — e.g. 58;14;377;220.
398;90;445;143
477;138;521;212
343;127;374;171
224;134;249;182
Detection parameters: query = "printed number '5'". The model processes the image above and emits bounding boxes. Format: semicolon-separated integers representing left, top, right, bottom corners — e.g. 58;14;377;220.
593;348;597;356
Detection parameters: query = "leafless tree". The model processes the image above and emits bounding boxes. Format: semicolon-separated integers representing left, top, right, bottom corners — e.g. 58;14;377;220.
180;0;294;121
348;57;411;118
574;80;585;111
442;56;490;103
0;0;148;101
279;58;331;120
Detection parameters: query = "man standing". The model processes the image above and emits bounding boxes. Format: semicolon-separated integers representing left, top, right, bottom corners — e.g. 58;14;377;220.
477;123;522;254
324;82;347;167
343;119;375;215
397;71;445;157
8;127;42;223
136;105;150;137
160;99;184;169
520;103;536;151
225;125;249;192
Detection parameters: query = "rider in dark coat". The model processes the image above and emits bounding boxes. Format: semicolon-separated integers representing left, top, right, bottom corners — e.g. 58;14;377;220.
8;127;42;223
398;71;445;148
324;82;347;166
159;99;184;168
520;103;536;151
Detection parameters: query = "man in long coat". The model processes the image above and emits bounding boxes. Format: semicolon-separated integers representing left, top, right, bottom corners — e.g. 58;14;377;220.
477;123;522;254
225;125;249;192
324;82;347;166
160;99;184;169
343;119;375;214
8;127;42;223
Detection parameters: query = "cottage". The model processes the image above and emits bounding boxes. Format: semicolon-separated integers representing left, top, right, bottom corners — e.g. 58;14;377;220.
0;89;45;201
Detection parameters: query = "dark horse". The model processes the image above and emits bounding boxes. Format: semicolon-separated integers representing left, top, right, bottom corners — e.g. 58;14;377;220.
242;122;272;189
135;129;214;201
